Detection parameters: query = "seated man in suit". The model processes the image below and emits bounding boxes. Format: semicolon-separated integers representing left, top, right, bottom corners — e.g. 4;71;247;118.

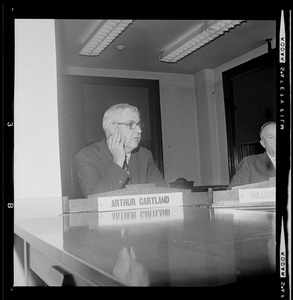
228;121;276;189
75;103;168;197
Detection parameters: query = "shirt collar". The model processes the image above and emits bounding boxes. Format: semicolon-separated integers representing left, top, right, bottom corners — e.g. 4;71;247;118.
126;153;131;164
267;152;276;168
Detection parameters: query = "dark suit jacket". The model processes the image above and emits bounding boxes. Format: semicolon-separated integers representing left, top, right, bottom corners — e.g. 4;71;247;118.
228;152;276;189
75;139;168;197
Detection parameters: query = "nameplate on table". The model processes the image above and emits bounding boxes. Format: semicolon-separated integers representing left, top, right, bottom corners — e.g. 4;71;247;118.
98;207;184;226
238;187;276;203
96;192;183;212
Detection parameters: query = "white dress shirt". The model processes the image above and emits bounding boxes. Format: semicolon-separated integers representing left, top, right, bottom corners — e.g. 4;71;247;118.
267;152;276;169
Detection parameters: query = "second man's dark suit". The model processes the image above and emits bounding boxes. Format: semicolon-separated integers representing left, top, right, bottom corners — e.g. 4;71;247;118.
228;152;276;189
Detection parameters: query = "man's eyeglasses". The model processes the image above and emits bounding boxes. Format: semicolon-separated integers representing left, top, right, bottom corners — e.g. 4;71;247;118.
113;121;144;130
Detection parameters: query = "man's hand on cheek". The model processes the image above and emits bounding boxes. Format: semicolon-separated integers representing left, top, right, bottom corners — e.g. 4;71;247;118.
107;127;126;168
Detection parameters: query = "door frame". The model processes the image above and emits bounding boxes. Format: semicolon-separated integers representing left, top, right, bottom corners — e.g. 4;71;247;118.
57;75;164;198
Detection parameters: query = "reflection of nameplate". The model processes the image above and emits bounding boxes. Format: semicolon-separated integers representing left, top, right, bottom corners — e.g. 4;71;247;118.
98;207;184;226
239;187;276;203
97;192;183;212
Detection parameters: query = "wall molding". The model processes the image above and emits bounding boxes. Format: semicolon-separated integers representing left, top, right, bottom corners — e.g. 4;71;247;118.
63;66;195;85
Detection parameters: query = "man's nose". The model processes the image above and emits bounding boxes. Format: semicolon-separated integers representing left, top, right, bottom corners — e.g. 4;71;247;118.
135;126;142;133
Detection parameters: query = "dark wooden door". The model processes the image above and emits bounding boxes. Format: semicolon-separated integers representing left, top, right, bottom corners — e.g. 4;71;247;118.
223;49;276;180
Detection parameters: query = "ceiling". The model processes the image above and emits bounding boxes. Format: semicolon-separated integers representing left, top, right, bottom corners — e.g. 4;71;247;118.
55;19;276;75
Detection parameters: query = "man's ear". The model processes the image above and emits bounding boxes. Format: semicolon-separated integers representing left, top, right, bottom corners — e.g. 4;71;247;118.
260;139;265;149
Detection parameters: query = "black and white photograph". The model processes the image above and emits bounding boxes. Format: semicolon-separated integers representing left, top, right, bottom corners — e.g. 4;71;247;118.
2;3;291;299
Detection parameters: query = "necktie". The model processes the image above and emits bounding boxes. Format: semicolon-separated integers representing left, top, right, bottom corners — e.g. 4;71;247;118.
123;156;131;184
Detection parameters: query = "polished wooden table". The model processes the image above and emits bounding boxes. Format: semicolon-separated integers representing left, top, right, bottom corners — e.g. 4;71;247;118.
14;206;276;291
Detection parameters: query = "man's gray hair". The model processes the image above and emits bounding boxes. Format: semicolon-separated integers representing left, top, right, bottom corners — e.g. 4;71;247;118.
102;103;140;137
259;121;276;139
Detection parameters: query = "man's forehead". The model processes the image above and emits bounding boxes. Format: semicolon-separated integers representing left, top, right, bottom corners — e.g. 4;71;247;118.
118;110;139;121
263;124;276;134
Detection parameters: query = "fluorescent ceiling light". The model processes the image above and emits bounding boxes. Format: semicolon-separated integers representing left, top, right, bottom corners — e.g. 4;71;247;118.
160;20;245;63
79;20;133;56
